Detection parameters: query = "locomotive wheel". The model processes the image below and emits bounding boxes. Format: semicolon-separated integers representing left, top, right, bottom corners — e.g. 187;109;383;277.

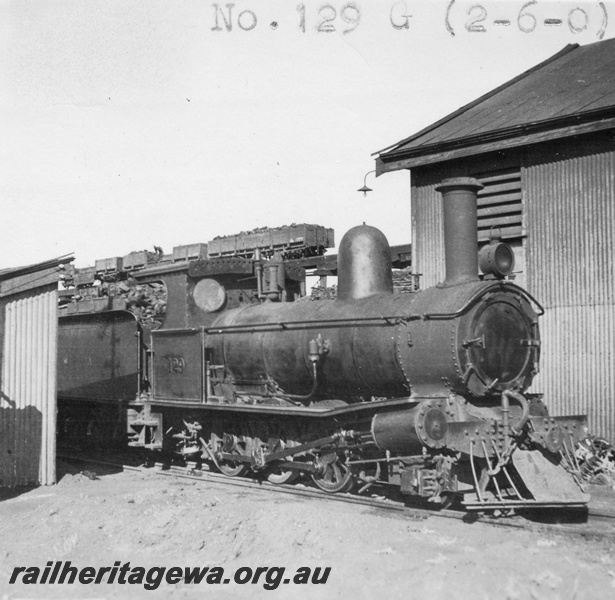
311;452;354;494
266;461;299;485
265;427;300;485
217;462;249;477
217;460;249;478
215;429;250;478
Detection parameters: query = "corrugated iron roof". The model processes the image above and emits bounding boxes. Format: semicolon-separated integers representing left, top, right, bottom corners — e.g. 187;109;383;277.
0;255;73;282
377;39;615;169
0;255;73;298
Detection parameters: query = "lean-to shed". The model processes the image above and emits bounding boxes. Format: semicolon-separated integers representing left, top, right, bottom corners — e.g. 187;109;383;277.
375;38;615;440
0;257;70;486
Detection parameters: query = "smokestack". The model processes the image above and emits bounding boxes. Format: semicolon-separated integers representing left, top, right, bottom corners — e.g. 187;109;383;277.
435;177;484;287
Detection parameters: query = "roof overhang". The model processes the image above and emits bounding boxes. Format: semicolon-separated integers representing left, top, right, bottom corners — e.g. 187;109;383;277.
0;255;73;298
376;109;615;174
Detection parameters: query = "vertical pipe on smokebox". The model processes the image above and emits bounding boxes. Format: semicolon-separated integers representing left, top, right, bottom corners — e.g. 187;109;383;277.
435;178;484;287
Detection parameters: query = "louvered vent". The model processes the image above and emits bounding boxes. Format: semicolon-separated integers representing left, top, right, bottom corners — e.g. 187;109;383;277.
473;169;523;242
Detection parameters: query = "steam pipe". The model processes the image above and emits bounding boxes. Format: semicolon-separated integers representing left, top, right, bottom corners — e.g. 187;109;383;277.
504;390;530;436
278;361;319;402
435;177;484;287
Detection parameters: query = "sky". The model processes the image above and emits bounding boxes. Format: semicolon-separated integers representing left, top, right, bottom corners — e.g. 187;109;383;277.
1;0;613;268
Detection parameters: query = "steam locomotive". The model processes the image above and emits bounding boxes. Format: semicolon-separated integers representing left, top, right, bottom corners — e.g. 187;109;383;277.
57;179;588;510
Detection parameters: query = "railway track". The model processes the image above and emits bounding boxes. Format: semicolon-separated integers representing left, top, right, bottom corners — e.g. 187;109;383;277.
58;453;615;541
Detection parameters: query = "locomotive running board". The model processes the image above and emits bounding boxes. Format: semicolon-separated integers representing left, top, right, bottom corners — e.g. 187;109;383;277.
138;396;421;417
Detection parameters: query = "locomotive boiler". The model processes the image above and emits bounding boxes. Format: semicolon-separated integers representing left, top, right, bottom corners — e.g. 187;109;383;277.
57;179;589;510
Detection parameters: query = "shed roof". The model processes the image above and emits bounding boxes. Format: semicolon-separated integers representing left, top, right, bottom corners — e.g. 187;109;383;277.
0;255;73;298
376;38;615;173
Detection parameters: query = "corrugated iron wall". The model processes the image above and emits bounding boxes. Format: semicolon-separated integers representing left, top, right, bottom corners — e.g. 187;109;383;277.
411;182;445;289
0;290;57;486
411;166;527;289
409;140;615;439
524;150;615;439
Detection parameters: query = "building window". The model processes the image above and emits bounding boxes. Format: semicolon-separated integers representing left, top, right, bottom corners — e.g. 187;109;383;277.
473;168;523;242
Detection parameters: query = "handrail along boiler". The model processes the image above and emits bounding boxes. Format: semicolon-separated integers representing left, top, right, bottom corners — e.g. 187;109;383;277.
57;181;588;509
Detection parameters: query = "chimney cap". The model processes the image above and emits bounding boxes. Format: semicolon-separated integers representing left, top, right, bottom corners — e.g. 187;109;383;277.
435;177;483;193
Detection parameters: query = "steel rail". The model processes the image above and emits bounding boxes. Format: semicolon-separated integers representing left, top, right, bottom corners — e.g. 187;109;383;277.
58;453;615;541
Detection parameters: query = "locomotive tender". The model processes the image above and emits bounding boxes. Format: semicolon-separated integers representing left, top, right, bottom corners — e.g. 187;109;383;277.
58;179;588;509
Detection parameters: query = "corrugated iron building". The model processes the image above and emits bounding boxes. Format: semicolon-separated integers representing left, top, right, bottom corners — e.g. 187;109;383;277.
0;258;69;486
376;39;615;440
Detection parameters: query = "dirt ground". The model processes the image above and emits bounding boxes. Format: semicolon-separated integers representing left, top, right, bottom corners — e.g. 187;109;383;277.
0;462;614;600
